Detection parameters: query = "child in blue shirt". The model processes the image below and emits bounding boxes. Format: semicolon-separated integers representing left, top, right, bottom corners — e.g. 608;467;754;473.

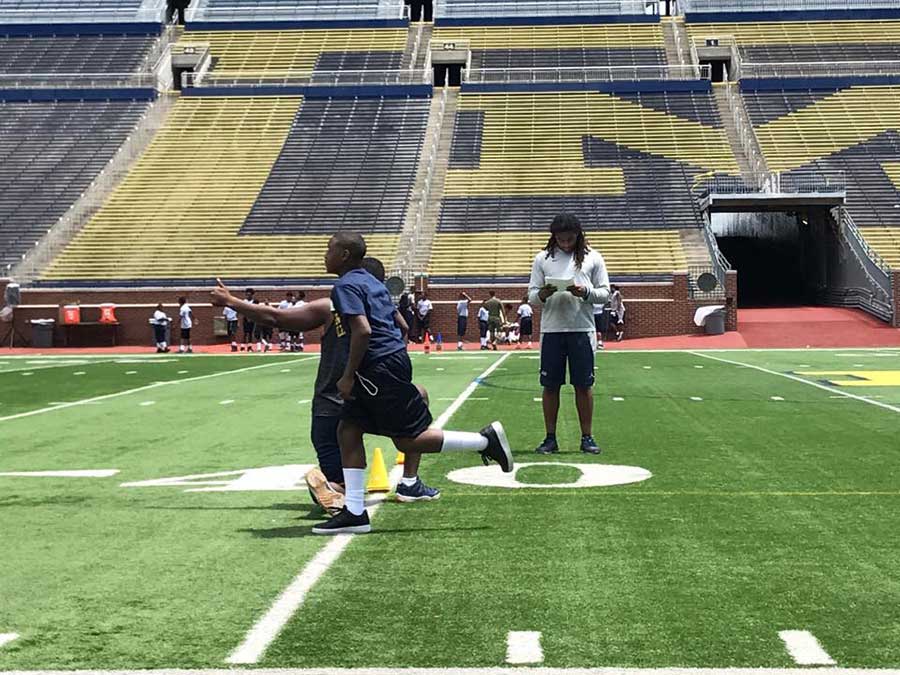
312;232;514;535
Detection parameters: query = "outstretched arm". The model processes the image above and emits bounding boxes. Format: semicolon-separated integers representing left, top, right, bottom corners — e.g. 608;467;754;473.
211;279;331;332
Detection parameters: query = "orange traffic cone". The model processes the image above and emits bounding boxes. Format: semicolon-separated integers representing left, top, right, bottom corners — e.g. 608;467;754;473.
423;330;431;355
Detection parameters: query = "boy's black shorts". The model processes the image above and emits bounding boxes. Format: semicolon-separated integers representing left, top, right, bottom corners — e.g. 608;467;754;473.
341;349;433;438
227;320;238;337
540;332;595;388
520;317;533;337
180;328;191;340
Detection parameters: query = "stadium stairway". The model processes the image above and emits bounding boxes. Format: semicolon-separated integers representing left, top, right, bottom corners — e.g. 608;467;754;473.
396;87;458;274
661;16;684;66
712;84;759;181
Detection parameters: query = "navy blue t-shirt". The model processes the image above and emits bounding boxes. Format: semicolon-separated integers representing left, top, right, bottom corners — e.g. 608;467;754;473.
331;268;405;367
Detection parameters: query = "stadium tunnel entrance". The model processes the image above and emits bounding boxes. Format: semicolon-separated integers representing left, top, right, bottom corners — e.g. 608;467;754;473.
712;209;838;307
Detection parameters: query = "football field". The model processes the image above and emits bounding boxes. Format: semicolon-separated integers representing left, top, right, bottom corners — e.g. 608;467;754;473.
2;348;900;672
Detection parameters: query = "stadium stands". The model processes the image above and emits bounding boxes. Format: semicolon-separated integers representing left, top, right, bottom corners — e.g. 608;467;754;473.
0;33;157;75
428;230;689;279
41;95;420;283
187;0;405;22
440;89;737;231
432;23;666;70
0;0;164;24
0;99;150;271
685;20;900;65
743;83;900;231
429;87;736;279
242;96;429;235
859;227;900;268
181;28;408;77
435;0;648;22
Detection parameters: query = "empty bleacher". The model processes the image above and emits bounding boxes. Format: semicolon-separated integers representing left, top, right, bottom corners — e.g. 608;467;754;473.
435;0;647;21
0;34;157;75
743;83;900;231
430;87;737;279
242;96;429;235
0;0;164;23
429;230;689;280
181;28;407;78
686;20;900;65
41;96;413;283
433;23;666;70
188;0;404;22
0;99;150;271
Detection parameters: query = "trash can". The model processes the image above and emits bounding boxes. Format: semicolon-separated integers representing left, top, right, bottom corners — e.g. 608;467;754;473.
30;319;55;348
704;309;726;335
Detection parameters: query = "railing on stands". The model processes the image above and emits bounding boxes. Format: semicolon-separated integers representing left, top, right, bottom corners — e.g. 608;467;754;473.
670;17;687;68
435;0;649;19
187;0;406;22
723;81;767;181
0;72;158;89
680;0;898;11
701;171;847;195
400;86;449;276
0;1;166;23
140;22;178;74
833;207;894;320
465;64;710;84
12;95;175;284
741;60;900;79
183;68;432;88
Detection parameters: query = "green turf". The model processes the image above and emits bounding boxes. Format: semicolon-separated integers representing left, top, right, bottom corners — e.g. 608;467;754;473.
2;349;900;669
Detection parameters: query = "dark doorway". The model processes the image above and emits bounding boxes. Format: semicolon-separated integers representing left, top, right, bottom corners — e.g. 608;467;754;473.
701;59;731;83
407;0;433;21
433;63;462;87
717;217;830;307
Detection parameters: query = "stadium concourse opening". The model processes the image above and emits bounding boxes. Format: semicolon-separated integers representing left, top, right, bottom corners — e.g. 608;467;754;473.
713;210;837;308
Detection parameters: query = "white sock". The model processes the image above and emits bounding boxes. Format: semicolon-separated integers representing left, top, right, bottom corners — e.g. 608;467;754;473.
400;475;418;486
457;341;462;348
441;430;488;453
343;468;366;515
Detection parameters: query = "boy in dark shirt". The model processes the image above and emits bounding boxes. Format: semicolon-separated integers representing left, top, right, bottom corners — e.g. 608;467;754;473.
210;258;440;515
314;232;513;535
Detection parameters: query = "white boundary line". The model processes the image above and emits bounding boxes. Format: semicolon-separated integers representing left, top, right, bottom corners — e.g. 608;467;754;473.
778;631;836;666
0;633;18;648
0;357;318;424
9;668;900;675
225;352;510;666
690;352;900;415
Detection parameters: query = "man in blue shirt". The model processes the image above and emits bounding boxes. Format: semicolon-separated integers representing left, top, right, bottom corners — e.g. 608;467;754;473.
313;232;514;535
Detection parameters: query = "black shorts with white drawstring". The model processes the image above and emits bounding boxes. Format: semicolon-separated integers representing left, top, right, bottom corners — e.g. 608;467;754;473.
341;349;433;438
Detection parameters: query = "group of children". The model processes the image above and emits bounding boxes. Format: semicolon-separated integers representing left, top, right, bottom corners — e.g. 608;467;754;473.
225;288;307;353
150;297;195;353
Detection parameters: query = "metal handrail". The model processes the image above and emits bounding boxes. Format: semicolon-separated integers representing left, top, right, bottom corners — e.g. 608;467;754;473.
840;209;891;276
187;0;405;22
435;0;647;17
741;60;900;79
0;72;158;88
184;68;432;88
700;171;848;195
465;64;711;84
680;0;898;11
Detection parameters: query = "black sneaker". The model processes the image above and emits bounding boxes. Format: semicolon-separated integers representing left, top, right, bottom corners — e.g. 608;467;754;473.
479;421;514;473
311;507;371;535
581;435;602;455
534;436;559;455
395;477;441;502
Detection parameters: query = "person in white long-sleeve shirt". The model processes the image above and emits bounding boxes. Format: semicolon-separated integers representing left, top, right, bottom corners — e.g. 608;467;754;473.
527;213;610;455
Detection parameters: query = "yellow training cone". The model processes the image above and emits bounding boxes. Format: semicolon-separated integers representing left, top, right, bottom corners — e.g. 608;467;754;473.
396;451;405;465
366;447;390;493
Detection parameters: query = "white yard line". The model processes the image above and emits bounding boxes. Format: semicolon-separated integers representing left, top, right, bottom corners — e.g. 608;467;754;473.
506;631;543;665
690;352;900;414
6;668;893;675
0;357;318;424
779;630;836;666
226;352;510;666
0;470;118;478
0;633;18;648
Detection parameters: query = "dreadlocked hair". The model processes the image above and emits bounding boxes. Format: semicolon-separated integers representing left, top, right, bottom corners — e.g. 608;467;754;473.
544;213;589;268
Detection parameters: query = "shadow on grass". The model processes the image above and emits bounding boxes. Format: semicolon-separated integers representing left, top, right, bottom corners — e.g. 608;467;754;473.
239;524;492;538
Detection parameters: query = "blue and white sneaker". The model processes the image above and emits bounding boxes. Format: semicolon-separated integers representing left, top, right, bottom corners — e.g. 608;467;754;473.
395;478;441;502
